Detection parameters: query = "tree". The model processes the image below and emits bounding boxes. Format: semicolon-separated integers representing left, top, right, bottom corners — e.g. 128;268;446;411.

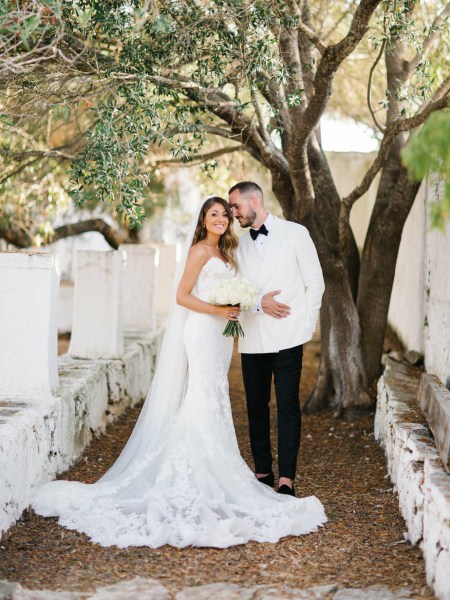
1;0;449;417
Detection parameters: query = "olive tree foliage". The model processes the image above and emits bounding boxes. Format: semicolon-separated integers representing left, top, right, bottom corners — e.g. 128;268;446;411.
1;0;449;417
0;0;164;247
403;109;450;228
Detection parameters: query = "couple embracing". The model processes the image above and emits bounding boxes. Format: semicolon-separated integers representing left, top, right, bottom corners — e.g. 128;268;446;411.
32;181;327;549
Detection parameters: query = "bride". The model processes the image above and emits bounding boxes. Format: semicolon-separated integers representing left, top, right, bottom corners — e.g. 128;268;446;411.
32;197;327;548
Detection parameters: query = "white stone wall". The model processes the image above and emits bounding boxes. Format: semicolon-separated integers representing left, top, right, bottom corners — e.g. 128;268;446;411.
376;359;450;600
0;239;166;540
388;180;450;388
68;250;125;360
387;184;427;354
423;213;450;388
120;244;157;334
57;280;74;335
0;252;60;397
0;331;164;540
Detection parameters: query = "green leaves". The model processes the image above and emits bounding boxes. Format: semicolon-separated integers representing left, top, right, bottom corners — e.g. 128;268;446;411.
69;91;151;229
0;0;61;53
68;78;208;228
402;110;450;228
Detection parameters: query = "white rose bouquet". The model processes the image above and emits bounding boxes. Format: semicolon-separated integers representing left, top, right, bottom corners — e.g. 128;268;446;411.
209;276;259;337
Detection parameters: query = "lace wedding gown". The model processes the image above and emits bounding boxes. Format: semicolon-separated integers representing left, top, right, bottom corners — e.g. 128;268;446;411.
32;257;327;548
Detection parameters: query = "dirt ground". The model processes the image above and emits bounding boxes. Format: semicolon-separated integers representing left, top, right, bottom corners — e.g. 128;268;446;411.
0;337;433;598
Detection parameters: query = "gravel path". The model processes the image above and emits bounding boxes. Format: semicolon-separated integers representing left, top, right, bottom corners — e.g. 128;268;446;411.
0;338;433;598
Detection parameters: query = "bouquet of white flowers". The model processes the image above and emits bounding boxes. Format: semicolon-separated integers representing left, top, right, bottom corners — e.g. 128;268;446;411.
209;276;259;337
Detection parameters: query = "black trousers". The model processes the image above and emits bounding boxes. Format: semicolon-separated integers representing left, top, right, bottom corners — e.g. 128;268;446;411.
241;345;303;480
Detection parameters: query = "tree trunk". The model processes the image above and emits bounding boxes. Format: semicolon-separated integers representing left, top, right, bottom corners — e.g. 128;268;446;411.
303;248;372;418
358;154;421;384
306;136;360;300
303;294;334;413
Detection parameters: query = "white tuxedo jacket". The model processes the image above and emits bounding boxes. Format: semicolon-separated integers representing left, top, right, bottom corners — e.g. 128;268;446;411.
237;217;325;354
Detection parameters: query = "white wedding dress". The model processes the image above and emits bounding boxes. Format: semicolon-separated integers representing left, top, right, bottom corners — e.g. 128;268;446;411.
32;256;327;548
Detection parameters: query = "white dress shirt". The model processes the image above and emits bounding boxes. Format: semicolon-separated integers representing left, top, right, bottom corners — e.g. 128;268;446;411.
251;212;274;259
250;213;274;313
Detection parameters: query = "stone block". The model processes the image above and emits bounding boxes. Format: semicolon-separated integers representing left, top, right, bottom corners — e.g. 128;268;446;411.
0;252;59;397
376;360;450;600
120;244;157;334
175;584;255;600
154;244;177;320
69;250;125;360
419;373;450;473
57;280;74;335
90;577;168;600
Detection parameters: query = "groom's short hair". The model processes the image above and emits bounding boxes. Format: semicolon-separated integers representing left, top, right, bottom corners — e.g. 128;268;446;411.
228;181;263;200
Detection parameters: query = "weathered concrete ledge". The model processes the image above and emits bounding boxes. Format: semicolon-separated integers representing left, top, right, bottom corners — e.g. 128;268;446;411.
0;330;163;540
0;578;416;599
419;373;450;473
375;358;450;600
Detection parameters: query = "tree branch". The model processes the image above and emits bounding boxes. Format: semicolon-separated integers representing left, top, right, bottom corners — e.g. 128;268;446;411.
157;73;289;175
0;157;42;185
0;219;130;250
288;0;327;54
300;0;382;139
203;126;242;140
338;93;450;253
322;0;358;41
0;148;76;161
342;94;449;209
0;225;32;248
408;3;450;75
367;39;386;133
250;86;272;146
153;145;241;166
287;0;382;215
52;219;129;248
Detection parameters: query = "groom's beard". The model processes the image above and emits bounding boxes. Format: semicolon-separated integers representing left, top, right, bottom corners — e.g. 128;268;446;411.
237;209;257;228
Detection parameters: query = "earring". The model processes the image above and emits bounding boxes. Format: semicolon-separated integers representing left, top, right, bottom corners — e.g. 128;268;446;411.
203;224;206;228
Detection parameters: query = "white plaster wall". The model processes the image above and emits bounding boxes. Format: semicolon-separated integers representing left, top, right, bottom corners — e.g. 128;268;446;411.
424;216;450;388
57;280;74;335
120;244;157;334
0;252;60;396
388;183;427;354
387;179;450;388
68;250;125;360
0;331;164;540
154;244;177;321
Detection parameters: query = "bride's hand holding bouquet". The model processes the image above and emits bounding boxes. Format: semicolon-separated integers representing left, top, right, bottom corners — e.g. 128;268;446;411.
210;276;258;337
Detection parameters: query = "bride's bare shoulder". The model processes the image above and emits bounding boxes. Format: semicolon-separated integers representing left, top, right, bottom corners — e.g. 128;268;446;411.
187;243;211;266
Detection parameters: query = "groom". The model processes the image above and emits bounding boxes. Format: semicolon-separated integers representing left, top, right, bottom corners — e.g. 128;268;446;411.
229;181;324;496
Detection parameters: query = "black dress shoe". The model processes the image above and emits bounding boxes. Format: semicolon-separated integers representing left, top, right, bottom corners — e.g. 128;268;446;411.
277;484;295;497
256;471;275;487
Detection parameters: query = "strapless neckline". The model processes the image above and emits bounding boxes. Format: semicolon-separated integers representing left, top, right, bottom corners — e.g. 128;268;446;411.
203;256;231;270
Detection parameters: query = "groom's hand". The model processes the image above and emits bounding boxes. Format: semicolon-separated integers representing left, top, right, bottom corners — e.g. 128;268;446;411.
261;291;291;319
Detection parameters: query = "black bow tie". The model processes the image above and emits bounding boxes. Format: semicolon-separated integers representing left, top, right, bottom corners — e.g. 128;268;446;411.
250;223;268;241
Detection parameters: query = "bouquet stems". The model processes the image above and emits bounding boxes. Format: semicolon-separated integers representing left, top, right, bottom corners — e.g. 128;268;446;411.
223;319;245;337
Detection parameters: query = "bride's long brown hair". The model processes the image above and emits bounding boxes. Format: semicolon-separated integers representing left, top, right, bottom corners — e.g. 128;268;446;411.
192;197;238;270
